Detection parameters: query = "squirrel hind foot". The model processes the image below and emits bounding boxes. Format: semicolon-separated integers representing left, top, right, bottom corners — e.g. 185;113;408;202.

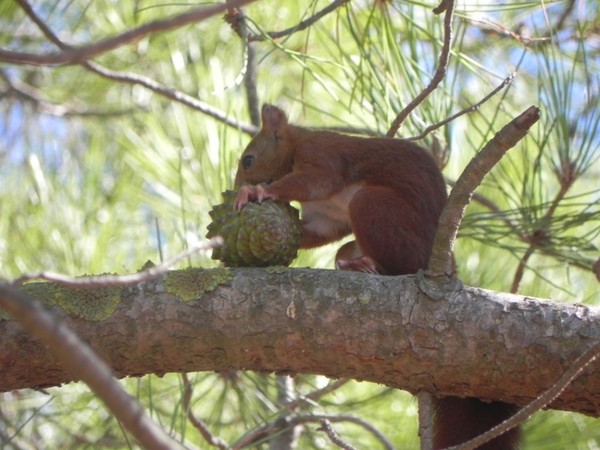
335;241;384;274
336;256;380;274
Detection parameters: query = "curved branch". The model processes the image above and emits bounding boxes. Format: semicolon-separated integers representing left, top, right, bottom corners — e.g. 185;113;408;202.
233;413;393;450
225;8;261;126
284;379;350;409
182;374;229;450
14;0;257;135
386;0;456;137
0;70;133;117
319;419;359;450
248;0;350;42
83;63;257;135
0;283;182;450
409;73;515;142
427;106;541;277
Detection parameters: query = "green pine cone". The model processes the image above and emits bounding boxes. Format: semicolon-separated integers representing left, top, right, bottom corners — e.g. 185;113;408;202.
206;190;302;267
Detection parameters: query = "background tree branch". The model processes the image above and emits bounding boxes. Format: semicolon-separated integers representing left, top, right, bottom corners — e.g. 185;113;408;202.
2;0;258;66
14;0;257;135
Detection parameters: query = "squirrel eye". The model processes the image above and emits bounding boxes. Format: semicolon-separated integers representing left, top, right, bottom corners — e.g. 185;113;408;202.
242;154;255;169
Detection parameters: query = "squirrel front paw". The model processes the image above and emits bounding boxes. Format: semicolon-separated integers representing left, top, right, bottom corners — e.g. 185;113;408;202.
234;185;256;211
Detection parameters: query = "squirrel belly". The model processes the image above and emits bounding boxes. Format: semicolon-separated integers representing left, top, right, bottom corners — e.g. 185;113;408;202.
297;183;361;248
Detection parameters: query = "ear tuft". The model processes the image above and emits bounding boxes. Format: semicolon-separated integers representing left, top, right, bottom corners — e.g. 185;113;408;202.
261;104;287;131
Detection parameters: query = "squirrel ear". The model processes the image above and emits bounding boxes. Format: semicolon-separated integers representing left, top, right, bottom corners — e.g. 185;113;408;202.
261;104;287;131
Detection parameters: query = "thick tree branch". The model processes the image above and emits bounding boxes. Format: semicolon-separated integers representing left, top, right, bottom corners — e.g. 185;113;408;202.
1;267;600;418
3;0;258;66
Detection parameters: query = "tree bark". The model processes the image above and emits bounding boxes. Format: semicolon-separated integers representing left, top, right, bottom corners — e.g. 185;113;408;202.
1;267;599;417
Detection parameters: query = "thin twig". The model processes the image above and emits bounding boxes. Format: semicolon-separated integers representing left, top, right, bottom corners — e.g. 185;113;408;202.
464;17;548;45
0;284;183;450
418;392;434;450
181;374;230;450
14;0;257;135
453;181;596;274
225;7;261;126
12;237;223;287
445;343;600;450
272;375;302;449
510;247;536;294
0;71;134;117
463;0;573;47
319;420;358;450
232;414;394;450
244;43;260;127
549;0;576;37
409;73;516;142
283;379;351;409
510;182;572;293
248;0;350;42
386;0;456;137
3;0;258;66
427;106;541;278
85;63;257;135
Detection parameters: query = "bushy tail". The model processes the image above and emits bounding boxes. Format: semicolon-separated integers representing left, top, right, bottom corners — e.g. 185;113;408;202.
433;397;520;450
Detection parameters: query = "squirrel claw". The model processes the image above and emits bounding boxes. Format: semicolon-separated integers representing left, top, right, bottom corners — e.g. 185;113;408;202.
234;185;255;211
255;184;275;202
234;184;277;211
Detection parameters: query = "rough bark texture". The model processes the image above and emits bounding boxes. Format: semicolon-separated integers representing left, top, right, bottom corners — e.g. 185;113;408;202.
1;267;599;417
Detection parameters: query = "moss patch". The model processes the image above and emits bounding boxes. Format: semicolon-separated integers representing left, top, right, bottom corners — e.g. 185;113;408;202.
165;267;233;302
265;266;289;274
358;291;372;305
7;281;123;321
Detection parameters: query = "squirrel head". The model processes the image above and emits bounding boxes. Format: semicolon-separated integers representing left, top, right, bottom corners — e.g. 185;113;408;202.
234;104;295;188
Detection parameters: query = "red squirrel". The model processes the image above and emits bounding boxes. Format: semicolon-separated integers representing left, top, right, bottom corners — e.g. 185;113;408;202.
234;104;519;449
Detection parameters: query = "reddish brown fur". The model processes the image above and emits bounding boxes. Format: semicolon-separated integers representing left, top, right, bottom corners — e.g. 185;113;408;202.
234;104;519;449
234;105;446;274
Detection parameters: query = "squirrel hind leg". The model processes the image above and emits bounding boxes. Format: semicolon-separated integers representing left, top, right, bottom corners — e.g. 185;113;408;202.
348;186;433;276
